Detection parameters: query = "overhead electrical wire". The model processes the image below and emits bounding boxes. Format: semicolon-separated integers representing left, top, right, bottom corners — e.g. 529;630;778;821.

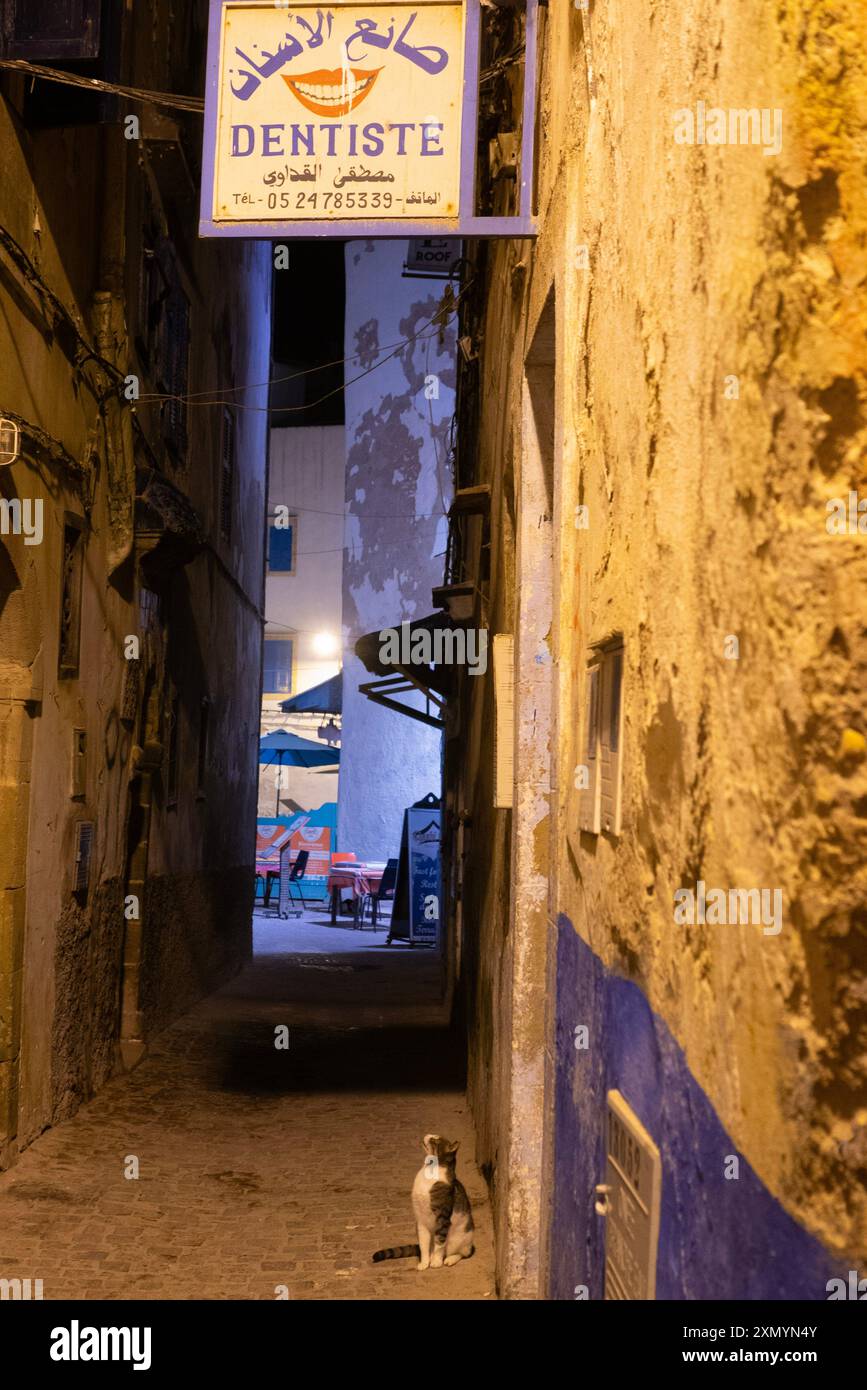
137;322;449;416
136;282;467;414
140;288;463;403
0;58;205;112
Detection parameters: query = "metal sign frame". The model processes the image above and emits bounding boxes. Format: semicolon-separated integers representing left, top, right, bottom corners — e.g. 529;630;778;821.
199;0;538;239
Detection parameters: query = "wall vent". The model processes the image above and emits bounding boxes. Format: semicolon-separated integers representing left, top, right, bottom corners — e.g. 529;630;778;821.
73;821;94;895
603;1090;662;1300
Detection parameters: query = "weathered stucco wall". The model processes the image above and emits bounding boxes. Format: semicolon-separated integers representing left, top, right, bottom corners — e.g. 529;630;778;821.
458;0;867;1296
339;241;455;863
260;425;343;817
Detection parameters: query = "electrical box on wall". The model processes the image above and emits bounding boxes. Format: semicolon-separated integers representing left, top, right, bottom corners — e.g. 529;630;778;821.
603;1090;662;1300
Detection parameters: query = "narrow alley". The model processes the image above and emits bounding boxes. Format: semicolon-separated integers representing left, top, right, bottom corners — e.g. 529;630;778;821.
0;915;494;1300
0;0;865;1355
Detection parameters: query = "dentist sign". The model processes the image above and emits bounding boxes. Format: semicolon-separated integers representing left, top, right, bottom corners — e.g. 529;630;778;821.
200;1;539;238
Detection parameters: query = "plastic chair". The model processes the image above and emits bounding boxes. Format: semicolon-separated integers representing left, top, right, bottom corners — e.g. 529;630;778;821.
330;852;357;918
360;857;398;930
282;849;309;915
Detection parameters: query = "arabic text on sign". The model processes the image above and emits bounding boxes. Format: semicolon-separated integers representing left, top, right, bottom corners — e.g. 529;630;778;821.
231;9;449;100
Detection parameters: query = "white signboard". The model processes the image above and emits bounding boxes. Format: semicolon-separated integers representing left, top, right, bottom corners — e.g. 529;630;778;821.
603;1090;662;1300
207;2;465;224
405;236;461;276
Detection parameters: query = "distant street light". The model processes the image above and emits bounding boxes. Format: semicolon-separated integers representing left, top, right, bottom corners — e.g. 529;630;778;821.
312;631;339;658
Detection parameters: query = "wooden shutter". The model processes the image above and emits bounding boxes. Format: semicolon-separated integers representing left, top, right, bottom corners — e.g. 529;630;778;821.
579;664;601;833
599;646;624;835
267;517;295;572
2;0;101;59
493;634;514;809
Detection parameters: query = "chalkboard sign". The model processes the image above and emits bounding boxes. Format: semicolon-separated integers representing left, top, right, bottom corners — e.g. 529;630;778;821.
388;793;441;946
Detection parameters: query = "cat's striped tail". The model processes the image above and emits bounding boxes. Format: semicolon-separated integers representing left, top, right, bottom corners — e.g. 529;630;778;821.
371;1244;421;1263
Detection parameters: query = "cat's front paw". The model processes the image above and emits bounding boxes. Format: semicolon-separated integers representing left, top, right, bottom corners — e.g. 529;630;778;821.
417;1260;431;1271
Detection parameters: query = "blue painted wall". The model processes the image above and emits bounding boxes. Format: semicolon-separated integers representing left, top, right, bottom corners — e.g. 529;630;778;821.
550;920;844;1300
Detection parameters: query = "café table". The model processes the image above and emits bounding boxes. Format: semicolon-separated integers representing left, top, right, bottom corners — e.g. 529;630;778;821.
326;861;387;927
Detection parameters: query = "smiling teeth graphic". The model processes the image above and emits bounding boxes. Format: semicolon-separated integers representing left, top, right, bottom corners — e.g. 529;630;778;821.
282;68;381;117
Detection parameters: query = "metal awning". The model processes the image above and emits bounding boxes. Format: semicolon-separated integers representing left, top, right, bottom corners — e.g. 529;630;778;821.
280;672;342;716
354;614;455;730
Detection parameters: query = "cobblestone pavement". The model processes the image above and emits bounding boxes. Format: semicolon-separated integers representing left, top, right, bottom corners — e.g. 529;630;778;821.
0;914;496;1300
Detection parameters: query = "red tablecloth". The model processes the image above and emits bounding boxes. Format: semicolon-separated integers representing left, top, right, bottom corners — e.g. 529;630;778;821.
326;864;385;899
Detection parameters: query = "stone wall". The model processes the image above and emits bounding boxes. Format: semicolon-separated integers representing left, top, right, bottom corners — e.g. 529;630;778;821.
455;0;867;1296
0;0;270;1159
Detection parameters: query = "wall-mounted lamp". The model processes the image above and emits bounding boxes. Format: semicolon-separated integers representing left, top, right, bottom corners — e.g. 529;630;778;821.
0;418;20;467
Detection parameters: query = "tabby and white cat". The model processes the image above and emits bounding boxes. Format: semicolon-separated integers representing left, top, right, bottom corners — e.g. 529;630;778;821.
372;1134;475;1270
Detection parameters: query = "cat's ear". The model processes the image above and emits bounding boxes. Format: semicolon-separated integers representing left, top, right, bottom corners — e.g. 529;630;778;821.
423;1134;437;1153
446;1140;460;1154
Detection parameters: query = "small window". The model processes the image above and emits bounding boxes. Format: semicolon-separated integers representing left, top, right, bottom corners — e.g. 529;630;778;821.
579;641;624;837
139;585;161;633
58;516;85;679
220;408;235;542
263;638;294;696
267;514;296;573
